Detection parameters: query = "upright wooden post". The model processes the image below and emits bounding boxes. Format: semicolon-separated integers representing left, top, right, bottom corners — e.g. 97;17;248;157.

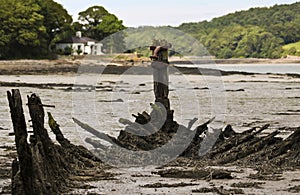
150;41;171;111
150;40;174;131
7;90;106;194
7;89;34;195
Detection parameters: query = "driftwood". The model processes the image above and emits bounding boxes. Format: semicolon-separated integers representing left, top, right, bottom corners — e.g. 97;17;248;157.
7;89;107;194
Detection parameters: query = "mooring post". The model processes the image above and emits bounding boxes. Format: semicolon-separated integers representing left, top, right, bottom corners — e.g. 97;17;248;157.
150;41;171;111
150;41;174;131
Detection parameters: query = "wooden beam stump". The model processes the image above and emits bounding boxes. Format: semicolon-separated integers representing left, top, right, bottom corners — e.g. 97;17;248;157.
7;89;106;194
7;89;34;194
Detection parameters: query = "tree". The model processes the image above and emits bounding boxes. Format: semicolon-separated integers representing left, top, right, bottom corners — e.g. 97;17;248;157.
77;6;126;53
97;14;126;39
177;2;300;59
286;47;297;56
235;27;284;58
0;0;72;59
202;25;246;58
0;0;46;58
78;6;110;40
35;0;73;50
78;5;126;41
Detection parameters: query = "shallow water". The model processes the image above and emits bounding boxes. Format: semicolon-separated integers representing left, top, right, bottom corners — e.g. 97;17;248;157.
176;63;300;74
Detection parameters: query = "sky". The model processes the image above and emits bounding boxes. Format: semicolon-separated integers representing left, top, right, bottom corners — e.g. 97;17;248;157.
55;0;299;27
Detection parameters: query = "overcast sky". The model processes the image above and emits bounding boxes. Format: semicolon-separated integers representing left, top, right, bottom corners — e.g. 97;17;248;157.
55;0;298;27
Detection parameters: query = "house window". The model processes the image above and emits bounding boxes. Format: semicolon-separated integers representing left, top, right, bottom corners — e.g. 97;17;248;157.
94;46;97;50
77;45;81;50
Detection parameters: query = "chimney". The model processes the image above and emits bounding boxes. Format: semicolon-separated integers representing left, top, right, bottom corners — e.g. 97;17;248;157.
76;31;82;38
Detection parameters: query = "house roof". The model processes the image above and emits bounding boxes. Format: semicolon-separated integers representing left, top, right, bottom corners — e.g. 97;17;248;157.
57;36;98;44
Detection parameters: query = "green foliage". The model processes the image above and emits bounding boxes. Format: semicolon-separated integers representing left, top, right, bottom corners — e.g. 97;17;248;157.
76;49;82;55
235;28;284;58
97;14;125;38
283;41;300;52
78;6;110;40
125;26;209;57
63;46;73;55
177;2;300;59
282;44;300;57
0;0;72;59
2;1;299;59
0;0;45;58
207;25;284;59
77;6;125;40
76;6;126;53
35;0;73;48
287;47;297;55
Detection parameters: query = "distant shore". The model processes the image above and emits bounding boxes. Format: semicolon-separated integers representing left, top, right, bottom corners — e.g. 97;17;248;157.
0;56;299;75
170;56;300;64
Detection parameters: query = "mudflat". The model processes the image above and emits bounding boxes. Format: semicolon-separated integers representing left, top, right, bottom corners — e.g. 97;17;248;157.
0;62;300;194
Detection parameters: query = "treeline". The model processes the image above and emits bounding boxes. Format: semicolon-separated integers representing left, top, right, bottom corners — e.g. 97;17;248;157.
0;0;125;59
124;26;210;57
177;2;300;59
1;1;299;59
0;0;72;59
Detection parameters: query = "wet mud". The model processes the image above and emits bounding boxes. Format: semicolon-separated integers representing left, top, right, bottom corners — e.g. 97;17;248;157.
1;70;300;194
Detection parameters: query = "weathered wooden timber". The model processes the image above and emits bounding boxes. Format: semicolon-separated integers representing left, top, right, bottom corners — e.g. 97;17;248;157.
7;89;108;195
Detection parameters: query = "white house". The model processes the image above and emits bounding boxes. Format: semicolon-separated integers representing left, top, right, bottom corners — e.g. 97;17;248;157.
56;31;103;55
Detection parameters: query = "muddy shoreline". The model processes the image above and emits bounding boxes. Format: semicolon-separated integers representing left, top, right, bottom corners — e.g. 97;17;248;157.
0;63;253;76
1;61;300;194
171;56;300;64
1;88;300;194
2;63;300;80
0;57;299;76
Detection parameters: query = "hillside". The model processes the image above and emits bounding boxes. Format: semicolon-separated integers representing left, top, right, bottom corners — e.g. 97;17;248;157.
177;2;300;59
283;41;300;55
